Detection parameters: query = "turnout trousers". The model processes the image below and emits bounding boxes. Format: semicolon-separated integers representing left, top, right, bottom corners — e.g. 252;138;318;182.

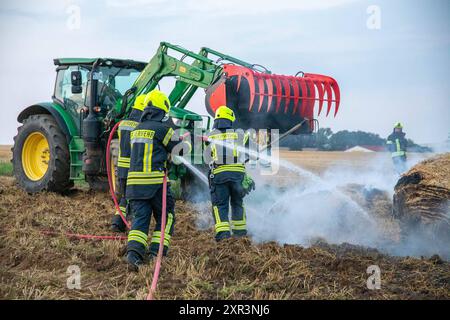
127;186;175;259
111;178;129;232
392;155;407;175
210;180;247;241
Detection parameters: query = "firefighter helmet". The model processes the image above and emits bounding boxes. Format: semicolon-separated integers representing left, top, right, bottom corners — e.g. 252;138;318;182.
214;106;236;122
394;122;403;129
132;94;147;111
144;89;171;113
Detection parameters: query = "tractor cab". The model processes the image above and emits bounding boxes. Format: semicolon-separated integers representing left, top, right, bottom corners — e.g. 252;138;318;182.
53;58;146;127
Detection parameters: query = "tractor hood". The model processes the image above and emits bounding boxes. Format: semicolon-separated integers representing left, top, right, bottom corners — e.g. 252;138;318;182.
170;106;203;122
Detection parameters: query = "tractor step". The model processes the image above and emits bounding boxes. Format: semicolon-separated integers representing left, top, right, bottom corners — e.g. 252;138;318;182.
69;136;85;180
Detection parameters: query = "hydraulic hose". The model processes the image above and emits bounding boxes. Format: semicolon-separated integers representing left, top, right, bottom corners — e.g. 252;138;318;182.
106;121;130;230
146;173;167;300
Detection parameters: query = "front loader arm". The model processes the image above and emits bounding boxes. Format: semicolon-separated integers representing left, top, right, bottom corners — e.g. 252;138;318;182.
123;42;222;115
119;42;262;118
199;47;258;71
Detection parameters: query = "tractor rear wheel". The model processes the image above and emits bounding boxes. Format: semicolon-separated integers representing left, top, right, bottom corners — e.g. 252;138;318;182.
12;114;72;193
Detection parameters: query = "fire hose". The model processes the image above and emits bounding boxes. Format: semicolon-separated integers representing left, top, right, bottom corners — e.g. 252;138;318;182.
106;121;130;230
39;123;131;242
106;120;167;300
41;230;127;241
38;121;171;300
146;174;167;300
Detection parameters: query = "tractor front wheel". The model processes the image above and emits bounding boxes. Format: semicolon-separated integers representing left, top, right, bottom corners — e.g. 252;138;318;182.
12;114;72;193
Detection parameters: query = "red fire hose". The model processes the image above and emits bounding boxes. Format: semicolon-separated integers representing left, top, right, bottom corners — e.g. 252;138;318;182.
106;121;130;230
41;230;127;241
146;174;167;300
106;121;168;300
39;120;168;299
39;121;130;242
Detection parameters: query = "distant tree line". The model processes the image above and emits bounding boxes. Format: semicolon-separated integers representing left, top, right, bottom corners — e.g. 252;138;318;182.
279;128;432;152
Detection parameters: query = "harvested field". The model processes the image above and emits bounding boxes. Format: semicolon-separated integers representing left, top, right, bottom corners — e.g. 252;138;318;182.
1;169;449;299
0;145;11;162
0;146;12;177
279;150;383;174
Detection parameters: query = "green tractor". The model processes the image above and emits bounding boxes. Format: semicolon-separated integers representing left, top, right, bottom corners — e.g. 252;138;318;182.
12;42;340;195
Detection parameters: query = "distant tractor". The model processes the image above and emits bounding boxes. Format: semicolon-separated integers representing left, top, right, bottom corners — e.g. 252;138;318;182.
12;42;340;195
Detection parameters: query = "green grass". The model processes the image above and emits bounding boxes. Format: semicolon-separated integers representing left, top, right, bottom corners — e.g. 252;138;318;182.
170;179;182;199
74;179;89;188
0;161;13;176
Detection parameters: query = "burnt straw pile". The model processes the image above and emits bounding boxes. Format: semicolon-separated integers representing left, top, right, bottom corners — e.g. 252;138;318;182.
393;153;450;241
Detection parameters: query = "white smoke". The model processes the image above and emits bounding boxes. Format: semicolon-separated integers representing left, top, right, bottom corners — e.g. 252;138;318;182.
244;151;450;260
181;145;449;259
245;166;380;248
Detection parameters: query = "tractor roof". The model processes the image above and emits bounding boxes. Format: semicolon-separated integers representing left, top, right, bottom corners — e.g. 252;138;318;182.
53;58;146;71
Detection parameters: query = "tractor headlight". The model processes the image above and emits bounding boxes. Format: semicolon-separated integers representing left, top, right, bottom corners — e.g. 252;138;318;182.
172;118;190;128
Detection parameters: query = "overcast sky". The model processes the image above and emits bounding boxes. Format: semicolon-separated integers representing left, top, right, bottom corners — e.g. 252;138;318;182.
0;0;449;145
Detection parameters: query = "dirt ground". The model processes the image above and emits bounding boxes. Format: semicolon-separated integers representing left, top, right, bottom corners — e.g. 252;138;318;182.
1;147;449;299
0;172;449;300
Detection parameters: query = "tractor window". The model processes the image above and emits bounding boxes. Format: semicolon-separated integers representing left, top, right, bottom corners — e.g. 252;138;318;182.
54;66;89;112
95;66;141;111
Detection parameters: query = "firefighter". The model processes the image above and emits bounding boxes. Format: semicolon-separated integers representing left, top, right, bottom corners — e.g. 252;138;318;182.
206;106;255;241
387;122;408;174
126;89;191;270
111;94;146;232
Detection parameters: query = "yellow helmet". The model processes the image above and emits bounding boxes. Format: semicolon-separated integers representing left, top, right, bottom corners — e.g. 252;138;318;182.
394;122;403;129
144;89;171;113
215;106;235;122
132;94;147;111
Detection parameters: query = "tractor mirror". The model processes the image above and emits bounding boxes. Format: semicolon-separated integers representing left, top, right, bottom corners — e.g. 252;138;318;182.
71;71;83;94
71;71;82;86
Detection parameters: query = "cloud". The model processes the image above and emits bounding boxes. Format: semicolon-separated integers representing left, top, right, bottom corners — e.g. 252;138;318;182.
0;0;449;145
0;0;81;16
105;0;359;17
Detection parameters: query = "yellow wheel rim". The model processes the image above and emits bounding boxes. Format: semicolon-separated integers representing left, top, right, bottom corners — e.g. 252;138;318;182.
22;132;50;181
110;153;117;192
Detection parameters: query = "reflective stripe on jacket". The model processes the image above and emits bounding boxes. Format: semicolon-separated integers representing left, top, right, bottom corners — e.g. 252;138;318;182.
207;129;249;182
386;132;407;158
125;108;182;200
117;109;142;179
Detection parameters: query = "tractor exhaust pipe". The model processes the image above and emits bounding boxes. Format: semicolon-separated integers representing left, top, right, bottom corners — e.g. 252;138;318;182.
82;59;103;175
